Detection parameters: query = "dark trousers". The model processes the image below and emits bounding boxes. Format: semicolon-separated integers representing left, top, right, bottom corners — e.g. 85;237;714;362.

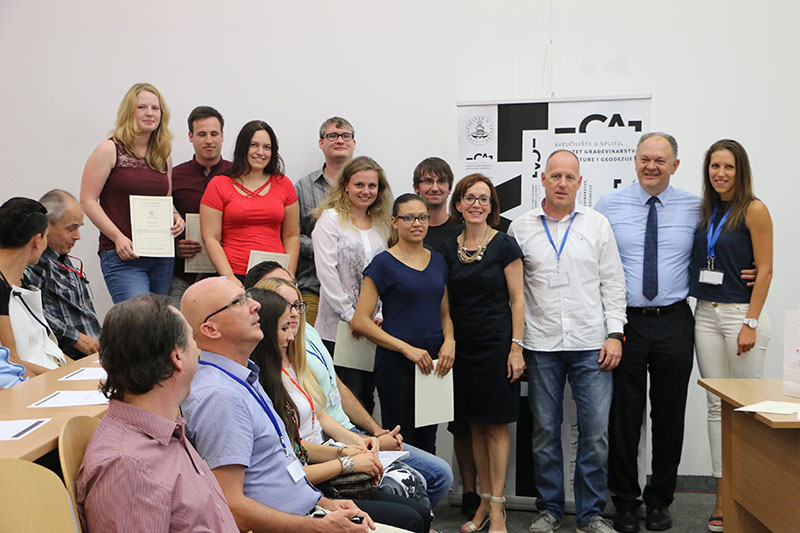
323;339;376;416
608;302;694;509
373;354;438;454
358;487;430;532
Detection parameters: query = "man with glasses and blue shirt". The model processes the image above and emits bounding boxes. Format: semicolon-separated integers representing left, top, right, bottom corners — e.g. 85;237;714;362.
25;189;101;359
295;117;357;326
180;276;418;533
509;150;626;533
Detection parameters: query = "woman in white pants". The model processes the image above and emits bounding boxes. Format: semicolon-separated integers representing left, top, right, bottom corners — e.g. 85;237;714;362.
689;139;773;533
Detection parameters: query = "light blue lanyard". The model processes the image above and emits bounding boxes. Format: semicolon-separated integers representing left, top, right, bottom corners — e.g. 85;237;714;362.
540;212;578;261
706;205;731;269
198;360;290;456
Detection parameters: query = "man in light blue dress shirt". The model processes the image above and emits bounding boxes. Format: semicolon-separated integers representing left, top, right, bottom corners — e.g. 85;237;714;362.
595;133;700;532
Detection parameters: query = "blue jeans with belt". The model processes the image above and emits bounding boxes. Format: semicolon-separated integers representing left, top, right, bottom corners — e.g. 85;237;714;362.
525;349;612;526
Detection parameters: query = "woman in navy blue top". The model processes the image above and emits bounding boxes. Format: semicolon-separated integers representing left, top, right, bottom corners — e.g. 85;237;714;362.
689;139;773;532
353;194;455;455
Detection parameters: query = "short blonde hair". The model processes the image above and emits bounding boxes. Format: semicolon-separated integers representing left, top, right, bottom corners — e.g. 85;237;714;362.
112;82;173;173
254;278;327;408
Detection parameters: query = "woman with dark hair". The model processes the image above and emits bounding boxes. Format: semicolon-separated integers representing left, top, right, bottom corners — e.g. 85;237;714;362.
200;120;300;285
312;155;393;414
247;287;428;533
440;174;524;533
353;193;455;455
689;139;773;532
0;197;64;377
80;82;185;303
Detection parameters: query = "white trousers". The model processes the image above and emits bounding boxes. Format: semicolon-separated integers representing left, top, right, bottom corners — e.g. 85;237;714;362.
694;300;771;477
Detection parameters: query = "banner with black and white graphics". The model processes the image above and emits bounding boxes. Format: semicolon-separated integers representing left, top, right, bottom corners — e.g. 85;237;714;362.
457;96;651;230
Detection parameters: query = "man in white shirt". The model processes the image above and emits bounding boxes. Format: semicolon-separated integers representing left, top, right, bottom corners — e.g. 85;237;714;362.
508;150;626;533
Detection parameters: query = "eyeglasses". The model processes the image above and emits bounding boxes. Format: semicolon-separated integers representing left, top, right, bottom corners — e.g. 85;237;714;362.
461;194;491;206
322;132;354;142
290;300;307;314
420;177;449;186
395;214;431;224
204;294;248;323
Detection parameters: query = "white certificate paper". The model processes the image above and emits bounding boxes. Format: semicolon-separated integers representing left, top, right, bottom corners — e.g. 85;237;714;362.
0;418;51;440
130;195;175;257
333;320;376;372
58;367;108;381
246;250;290;273
414;360;454;428
29;390;109;408
184;213;216;273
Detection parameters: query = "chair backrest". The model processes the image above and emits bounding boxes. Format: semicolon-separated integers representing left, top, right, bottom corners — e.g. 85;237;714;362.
0;458;80;532
58;415;100;526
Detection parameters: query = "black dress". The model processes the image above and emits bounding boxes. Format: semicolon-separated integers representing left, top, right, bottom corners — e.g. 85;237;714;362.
440;232;523;424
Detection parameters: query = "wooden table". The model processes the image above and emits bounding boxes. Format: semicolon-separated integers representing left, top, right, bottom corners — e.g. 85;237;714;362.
0;356;107;461
699;378;800;533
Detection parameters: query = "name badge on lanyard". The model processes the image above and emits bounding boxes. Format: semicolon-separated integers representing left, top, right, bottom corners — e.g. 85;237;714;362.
287;457;306;482
540;212;577;287
329;388;341;406
700;205;730;286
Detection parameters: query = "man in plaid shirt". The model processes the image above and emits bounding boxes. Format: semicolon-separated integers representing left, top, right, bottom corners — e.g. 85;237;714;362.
25;189;101;359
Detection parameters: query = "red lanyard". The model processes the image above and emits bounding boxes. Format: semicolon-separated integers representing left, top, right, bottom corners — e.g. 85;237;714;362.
56;255;86;281
282;367;316;422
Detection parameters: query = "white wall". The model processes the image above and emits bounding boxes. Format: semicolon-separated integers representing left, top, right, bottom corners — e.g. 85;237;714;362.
1;0;798;475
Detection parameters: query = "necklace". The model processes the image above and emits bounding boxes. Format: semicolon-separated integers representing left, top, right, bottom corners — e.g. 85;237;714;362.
457;226;491;264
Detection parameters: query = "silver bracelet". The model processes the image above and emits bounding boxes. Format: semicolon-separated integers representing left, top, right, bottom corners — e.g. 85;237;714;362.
511;338;524;348
338;455;355;475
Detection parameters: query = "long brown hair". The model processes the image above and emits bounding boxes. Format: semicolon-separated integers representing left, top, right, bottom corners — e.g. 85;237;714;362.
701;139;755;230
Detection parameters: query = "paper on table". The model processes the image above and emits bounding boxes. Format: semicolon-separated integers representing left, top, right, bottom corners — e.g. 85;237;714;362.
735;400;800;415
130;195;175;257
333;321;376;372
414;360;454;428
29;390;109;408
0;418;51;440
184;213;216;274
58;366;108;381
378;450;410;470
246;250;290;274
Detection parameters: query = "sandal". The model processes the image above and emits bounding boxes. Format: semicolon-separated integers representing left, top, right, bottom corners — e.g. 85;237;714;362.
488;495;507;533
707;514;723;532
460;493;491;532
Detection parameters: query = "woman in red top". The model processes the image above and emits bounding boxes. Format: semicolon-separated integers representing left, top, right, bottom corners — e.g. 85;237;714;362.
80;82;185;303
200;120;300;286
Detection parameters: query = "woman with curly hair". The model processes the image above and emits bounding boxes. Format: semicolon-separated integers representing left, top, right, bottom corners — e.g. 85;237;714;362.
80;82;185;303
312;155;393;414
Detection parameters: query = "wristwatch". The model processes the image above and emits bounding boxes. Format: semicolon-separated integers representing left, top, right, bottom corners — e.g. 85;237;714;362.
743;318;759;329
607;332;625;343
511;338;524;348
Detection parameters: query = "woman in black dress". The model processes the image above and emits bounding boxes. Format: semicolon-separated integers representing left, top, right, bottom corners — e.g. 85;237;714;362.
441;174;524;533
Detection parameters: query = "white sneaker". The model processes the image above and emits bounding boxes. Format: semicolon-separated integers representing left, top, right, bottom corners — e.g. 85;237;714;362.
529;511;562;533
576;516;616;533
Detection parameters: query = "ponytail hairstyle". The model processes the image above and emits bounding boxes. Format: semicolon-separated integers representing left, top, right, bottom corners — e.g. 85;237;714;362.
388;193;428;248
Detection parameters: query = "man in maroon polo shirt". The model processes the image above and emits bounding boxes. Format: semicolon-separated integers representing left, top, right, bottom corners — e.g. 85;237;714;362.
169;106;232;307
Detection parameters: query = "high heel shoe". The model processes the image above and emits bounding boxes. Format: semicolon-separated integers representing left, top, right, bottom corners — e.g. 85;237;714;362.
460;493;491;532
488;495;507;533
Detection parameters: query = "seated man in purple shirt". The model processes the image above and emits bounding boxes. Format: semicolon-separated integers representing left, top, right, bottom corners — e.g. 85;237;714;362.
77;293;238;532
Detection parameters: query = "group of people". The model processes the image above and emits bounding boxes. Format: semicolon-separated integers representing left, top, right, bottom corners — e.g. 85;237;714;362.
0;80;773;533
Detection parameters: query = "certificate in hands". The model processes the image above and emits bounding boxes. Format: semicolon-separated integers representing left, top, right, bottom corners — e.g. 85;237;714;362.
184;213;216;273
414;359;454;427
246;249;290;273
333;320;376;372
130;195;175;257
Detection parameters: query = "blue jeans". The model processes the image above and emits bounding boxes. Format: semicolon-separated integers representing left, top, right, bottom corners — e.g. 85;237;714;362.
401;443;454;508
525;349;612;526
99;250;175;304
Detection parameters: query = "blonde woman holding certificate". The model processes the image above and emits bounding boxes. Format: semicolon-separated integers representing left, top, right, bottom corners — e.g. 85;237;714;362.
312;156;393;415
